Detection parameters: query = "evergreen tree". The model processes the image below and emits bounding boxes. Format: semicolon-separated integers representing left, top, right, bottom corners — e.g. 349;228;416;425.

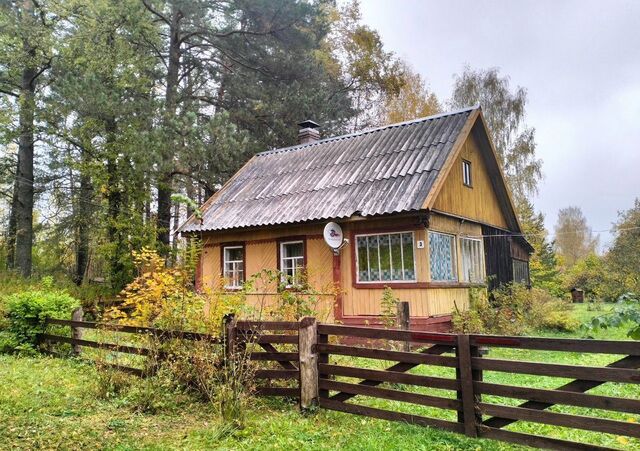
0;0;56;276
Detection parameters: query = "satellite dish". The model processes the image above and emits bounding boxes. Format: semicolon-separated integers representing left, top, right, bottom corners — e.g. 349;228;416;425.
323;222;344;250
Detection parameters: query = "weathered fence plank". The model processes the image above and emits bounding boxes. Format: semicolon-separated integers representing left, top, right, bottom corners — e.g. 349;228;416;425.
317;324;456;344
319;363;460;390
480;403;640;438
299;317;319;410
478;426;611;451
456;334;478;437
320;398;465;434
316;343;458;367
473;357;640;383
470;334;640;355
319;379;462;410
71;307;84;356
476;381;640;415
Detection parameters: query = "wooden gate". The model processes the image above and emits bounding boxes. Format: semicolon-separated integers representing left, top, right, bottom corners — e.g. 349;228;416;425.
236;320;300;399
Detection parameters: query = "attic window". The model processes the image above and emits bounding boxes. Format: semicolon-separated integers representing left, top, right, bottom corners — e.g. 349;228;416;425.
462;160;472;187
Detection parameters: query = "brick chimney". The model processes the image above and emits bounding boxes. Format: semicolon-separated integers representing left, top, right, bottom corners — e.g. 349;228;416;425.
297;120;320;144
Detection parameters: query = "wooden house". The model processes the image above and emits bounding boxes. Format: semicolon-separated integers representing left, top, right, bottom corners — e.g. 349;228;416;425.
178;106;532;331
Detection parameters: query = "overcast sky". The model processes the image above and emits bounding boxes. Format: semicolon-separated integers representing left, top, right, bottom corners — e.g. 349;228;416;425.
360;0;640;247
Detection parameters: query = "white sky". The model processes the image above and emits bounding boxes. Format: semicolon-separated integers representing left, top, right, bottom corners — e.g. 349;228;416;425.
360;0;640;247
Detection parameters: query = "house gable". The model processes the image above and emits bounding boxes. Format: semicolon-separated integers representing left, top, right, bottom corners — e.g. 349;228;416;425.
426;113;520;232
431;130;509;229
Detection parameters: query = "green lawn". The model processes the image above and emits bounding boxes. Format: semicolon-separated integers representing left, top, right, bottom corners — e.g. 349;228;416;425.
1;303;638;450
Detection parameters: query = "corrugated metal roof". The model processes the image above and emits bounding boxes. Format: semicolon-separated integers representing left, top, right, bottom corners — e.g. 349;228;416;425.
180;106;478;233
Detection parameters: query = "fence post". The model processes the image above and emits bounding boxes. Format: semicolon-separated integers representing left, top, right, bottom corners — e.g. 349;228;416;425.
456;334;479;437
223;313;237;362
71;307;84;356
396;301;410;352
298;316;318;410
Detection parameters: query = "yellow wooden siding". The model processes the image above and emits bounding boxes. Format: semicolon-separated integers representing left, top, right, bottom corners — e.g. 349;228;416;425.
199;213;479;320
200;226;335;321
432;133;509;229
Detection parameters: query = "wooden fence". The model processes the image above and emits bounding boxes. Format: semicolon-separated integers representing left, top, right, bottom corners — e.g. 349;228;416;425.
39;314;301;397
38;313;640;450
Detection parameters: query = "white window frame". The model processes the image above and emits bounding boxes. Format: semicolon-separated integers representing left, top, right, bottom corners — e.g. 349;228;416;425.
280;240;305;287
223;245;244;289
462;159;472;187
355;231;417;284
459;236;485;284
428;230;458;282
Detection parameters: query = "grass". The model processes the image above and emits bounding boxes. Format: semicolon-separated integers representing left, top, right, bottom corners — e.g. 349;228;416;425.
1;303;638;450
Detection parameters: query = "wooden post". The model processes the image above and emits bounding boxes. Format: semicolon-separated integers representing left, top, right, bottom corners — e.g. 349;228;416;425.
396;301;410;352
456;334;478;437
298;316;318;410
71;307;84;356
223;313;236;362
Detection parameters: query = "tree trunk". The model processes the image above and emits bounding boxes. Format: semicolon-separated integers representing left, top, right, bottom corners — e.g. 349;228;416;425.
156;5;182;251
105;118;124;287
6;156;19;269
74;167;92;285
14;59;36;277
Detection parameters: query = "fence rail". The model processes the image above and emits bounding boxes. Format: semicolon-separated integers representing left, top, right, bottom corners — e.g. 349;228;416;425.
38;312;640;450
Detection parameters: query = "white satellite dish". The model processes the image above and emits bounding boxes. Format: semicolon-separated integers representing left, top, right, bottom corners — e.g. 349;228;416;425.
323;222;344;250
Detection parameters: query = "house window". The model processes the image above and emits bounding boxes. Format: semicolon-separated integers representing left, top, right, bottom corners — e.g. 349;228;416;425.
513;259;530;284
462;160;472;187
429;231;457;282
356;232;416;283
280;241;305;286
223;245;244;289
460;237;484;283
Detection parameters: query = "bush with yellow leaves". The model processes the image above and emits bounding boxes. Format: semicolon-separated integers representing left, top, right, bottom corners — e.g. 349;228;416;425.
105;247;244;335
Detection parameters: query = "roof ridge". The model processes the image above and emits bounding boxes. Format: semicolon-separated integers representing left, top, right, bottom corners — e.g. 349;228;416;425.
256;105;479;157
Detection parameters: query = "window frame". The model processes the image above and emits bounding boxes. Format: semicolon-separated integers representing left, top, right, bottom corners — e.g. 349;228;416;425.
459;236;485;284
277;237;307;288
354;230;417;284
462;159;472;187
428;230;458;283
512;258;530;285
220;242;245;290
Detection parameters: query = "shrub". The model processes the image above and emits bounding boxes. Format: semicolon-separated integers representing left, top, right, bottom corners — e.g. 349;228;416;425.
105;248;235;334
380;287;399;328
452;287;488;334
452;284;574;335
587;293;640;339
541;311;580;332
95;366;134;399
1;290;80;354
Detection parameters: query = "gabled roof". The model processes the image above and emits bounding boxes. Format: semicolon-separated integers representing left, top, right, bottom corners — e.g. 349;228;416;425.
179;106;520;233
